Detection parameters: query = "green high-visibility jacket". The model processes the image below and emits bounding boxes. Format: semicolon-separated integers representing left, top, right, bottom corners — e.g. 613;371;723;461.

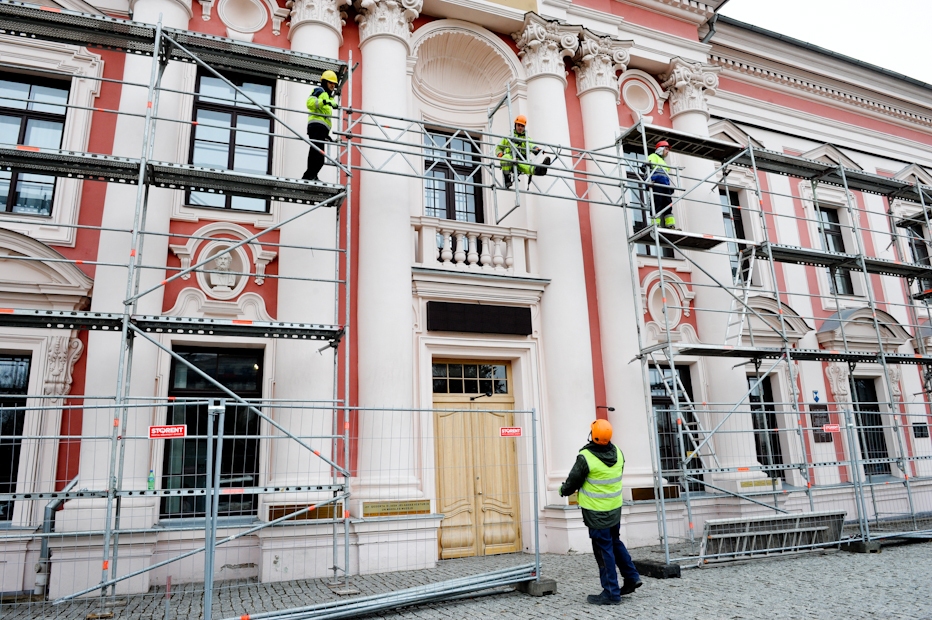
496;132;537;162
577;445;624;512
307;86;337;128
647;152;670;177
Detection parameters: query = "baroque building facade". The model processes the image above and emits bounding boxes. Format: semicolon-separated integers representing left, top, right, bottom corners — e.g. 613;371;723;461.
1;0;931;596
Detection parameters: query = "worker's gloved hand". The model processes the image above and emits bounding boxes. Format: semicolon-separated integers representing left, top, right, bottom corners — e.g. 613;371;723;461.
533;147;541;155
559;484;566;497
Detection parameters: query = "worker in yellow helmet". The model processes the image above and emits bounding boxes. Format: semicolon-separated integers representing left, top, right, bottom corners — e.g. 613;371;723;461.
495;114;551;189
559;419;642;605
302;70;340;182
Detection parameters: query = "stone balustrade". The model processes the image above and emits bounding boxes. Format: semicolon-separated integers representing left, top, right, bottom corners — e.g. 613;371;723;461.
411;216;537;277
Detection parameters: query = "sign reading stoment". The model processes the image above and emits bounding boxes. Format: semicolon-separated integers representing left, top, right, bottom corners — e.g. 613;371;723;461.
822;424;841;434
149;425;187;439
500;427;522;437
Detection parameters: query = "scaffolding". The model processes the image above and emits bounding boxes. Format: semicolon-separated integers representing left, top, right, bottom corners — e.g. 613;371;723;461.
1;0;932;615
618;121;932;565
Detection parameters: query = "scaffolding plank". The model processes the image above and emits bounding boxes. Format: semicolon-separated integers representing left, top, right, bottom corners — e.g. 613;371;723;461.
628;225;732;250
0;0;346;83
0;309;123;331
644;342;932;365
133;315;344;341
0;146;140;183
731;149;834;180
818;168;911;196
148;162;344;205
617;123;746;161
760;243;932;278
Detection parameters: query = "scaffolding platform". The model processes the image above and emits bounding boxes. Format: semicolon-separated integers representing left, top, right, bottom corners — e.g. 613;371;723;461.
0;0;346;83
628;225;739;250
616;123;745;161
641;342;932;365
0;146;344;204
758;242;932;278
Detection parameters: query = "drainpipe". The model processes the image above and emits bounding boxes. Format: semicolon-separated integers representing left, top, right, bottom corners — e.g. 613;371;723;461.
700;0;733;44
34;476;78;597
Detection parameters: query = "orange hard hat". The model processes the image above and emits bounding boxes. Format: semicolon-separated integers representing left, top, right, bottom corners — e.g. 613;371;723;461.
591;419;613;445
656;140;670;149
514;114;527;125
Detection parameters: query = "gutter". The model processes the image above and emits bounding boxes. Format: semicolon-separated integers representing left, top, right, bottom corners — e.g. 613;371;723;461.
700;0;732;44
34;476;78;597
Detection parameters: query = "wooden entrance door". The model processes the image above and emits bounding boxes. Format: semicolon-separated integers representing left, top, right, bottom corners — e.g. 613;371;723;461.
432;361;521;559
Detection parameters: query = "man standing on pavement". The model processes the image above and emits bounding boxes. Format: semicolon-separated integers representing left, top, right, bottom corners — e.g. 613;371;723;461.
560;419;642;605
647;139;678;229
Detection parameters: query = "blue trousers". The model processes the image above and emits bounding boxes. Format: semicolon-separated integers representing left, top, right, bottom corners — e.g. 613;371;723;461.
590;524;640;600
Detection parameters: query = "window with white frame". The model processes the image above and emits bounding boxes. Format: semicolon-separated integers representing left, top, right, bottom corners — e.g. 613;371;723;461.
187;72;274;213
0;74;70;216
720;188;752;282
904;222;932;291
423;131;484;223
0;354;30;522
815;206;855;296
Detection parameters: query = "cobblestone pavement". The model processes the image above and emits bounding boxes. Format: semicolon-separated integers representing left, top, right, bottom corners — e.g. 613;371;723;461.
5;541;931;619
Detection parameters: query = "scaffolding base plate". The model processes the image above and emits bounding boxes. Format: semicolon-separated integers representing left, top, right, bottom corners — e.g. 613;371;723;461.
840;540;881;554
516;578;557;597
633;560;681;579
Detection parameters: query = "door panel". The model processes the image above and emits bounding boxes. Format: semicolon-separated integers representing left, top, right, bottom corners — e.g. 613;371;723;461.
434;409;477;559
473;404;520;555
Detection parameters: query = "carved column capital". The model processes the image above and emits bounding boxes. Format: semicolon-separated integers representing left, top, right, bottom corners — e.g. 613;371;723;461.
661;57;720;119
354;0;422;47
43;336;83;399
288;0;350;39
512;13;581;83
572;31;632;97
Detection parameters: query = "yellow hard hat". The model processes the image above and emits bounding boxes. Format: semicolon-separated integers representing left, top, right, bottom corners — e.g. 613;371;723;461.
321;70;339;84
591;419;613;445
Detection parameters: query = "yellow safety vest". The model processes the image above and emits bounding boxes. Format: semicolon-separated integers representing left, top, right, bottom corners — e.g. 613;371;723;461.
577;446;624;512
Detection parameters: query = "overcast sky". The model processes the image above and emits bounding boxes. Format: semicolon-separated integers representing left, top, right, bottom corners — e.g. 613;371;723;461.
719;0;932;85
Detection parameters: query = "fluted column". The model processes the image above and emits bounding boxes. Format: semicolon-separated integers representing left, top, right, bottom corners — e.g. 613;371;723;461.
662;58;764;487
262;0;348;503
352;0;422;503
513;14;598;501
573;32;655;493
60;0;193;536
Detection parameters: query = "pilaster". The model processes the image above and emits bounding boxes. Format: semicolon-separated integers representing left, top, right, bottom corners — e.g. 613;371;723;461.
512;13;580;85
573;30;631;97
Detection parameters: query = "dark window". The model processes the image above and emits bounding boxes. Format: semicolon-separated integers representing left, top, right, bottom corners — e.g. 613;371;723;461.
852;378;891;476
809;404;833;443
187;73;274;212
649;365;703;492
626;149;673;258
815;207;854;295
905;223;932;292
748;376;785;479
913;423;929;439
432;362;507;395
426;302;532;335
161;348;263;519
424;131;484;223
720;188;751;282
0;74;69;216
0;355;30;521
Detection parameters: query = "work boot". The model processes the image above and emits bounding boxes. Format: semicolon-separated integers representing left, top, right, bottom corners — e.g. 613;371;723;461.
586;593;621;605
620;579;643;596
533;156;551;176
503;172;513;189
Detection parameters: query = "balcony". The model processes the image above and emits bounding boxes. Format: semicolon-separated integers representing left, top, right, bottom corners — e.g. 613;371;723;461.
412;217;538;278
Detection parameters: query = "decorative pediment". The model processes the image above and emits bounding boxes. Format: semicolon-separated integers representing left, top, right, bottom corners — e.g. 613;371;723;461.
0;228;92;310
165;288;274;322
708;119;764;149
817;307;909;352
893;163;932;186
800;144;862;171
743;296;811;346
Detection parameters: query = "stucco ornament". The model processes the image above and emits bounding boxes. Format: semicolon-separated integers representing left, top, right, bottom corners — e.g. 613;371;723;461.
661;57;720;119
573;32;631;97
825;362;850;400
512;14;580;82
355;0;422;44
43;336;83;399
287;0;350;37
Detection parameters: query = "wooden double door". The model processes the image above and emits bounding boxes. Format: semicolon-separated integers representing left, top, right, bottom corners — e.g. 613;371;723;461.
432;360;521;559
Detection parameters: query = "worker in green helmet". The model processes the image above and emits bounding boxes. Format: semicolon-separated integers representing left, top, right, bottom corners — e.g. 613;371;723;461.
559;419;642;605
302;70;340;182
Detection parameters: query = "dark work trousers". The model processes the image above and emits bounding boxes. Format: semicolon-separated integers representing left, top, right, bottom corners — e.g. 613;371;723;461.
590;524;640;600
303;121;331;180
650;174;674;225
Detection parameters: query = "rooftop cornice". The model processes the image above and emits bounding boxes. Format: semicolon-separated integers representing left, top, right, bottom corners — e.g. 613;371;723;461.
619;0;715;25
710;52;932;130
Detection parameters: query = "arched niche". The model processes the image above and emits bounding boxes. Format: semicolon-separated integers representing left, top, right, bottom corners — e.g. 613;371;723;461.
817;307;910;352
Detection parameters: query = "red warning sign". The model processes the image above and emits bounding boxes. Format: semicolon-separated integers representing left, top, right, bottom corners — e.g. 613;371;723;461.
500;427;522;437
822;423;841;433
149;425;187;439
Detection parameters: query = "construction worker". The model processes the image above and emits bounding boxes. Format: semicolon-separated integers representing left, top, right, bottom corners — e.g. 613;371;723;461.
559;419;642;606
302;70;339;182
647;140;678;229
496;115;551;189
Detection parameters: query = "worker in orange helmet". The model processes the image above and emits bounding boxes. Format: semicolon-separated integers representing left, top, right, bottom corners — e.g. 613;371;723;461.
647;139;678;230
559;418;642;605
495;114;551;189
